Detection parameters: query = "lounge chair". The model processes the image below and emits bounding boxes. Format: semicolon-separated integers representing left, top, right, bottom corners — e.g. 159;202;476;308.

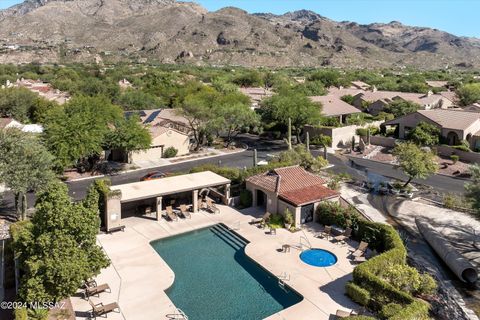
179;204;191;219
318;225;332;239
206;199;220;214
165;206;178;221
249;212;271;225
89;299;120;319
349;241;368;259
335;309;357;319
269;227;277;235
84;283;111;299
333;227;352;244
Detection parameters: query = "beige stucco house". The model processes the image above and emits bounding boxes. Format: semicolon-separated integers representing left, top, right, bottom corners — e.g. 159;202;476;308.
352;90;455;115
310;95;363;124
383;109;480;149
246;166;339;227
108;109;192;163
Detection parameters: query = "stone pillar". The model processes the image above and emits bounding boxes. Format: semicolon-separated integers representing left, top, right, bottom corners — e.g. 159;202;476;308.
223;184;231;205
193;189;199;212
156;196;163;221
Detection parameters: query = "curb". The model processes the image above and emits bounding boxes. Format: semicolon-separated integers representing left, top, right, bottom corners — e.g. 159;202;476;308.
67;148;248;183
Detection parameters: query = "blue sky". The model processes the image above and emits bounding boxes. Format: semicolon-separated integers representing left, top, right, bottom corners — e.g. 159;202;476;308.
1;0;479;38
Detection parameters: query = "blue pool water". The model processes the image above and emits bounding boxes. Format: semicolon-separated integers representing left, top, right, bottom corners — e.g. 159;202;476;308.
150;224;303;320
300;249;337;267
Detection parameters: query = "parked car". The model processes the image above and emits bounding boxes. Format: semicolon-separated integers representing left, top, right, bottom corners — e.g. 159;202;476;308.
140;171;168;181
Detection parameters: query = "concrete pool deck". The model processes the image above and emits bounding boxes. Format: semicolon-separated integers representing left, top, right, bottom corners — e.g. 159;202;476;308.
71;206;359;320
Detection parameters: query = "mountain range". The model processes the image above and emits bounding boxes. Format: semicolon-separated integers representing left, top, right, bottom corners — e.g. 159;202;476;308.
1;0;479;69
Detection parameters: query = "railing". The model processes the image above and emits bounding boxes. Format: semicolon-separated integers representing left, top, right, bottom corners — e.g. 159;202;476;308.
166;308;189;320
277;272;290;282
300;228;312;249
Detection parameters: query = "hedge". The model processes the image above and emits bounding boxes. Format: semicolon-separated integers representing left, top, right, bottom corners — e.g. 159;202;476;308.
346;282;371;306
344;317;376;320
347;221;430;319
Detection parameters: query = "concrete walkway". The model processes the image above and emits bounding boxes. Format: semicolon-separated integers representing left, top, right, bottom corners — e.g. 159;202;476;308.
71;206;359;320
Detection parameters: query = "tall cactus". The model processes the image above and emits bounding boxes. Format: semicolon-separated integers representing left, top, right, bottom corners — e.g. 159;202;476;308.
253;149;258;167
306;131;310;152
351;136;356;152
288;117;292;150
323;145;328;160
367;128;371;145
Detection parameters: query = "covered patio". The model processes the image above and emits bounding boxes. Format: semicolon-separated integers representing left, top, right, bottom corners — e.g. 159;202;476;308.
104;171;231;232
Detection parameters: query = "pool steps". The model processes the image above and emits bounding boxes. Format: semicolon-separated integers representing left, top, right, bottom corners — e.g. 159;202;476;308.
210;224;248;250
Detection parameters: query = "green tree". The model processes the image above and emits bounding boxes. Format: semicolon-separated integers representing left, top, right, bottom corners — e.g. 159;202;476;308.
393;142;438;187
0;87;43;122
407;121;441;146
11;182;109;304
104;115;152;156
465;164;480;217
276;144;328;172
384;100;421;117
43;96;122;171
308;69;347;88
0;129;55;219
178;85;218;150
115;89;162;110
456;83;480;106
260;91;321;143
212;92;260;147
232;70;264;87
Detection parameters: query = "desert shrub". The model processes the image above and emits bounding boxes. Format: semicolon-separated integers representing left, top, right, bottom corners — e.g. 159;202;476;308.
346;282;371;306
380;303;403;319
283;208;295;226
239;189;252;208
316;201;361;229
268;214;284;229
163;147;178;158
451;140;471;152
356;128;368;137
190;164;241;183
380;264;437;295
450;154;460;164
28;308;49;320
14;307;28;320
344;317;376;320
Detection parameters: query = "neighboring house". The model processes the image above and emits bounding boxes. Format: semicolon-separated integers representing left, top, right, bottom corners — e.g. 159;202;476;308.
310;95;362;124
463;103;480;113
118;78;133;90
4;78;70;104
0;117;43;133
109;109;192;164
352;89;454;115
425;80;453;91
239;87;273;109
350;81;371;90
382;109;480;149
246;166;339;226
128;126;190;164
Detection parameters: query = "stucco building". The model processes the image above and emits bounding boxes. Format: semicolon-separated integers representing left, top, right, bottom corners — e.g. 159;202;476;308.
383;109;480;149
246;166;339;226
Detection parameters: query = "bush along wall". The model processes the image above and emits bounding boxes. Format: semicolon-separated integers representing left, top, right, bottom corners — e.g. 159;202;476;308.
351;221;432;319
316;205;434;319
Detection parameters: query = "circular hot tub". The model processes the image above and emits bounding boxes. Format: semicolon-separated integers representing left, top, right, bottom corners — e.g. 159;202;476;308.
300;249;337;267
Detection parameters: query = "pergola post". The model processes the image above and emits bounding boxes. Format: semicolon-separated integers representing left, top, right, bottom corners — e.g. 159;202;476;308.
156;196;163;221
193;189;199;212
223;184;231;205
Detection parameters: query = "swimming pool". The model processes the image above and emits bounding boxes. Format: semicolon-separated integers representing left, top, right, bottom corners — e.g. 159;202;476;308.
300;249;338;267
150;224;302;320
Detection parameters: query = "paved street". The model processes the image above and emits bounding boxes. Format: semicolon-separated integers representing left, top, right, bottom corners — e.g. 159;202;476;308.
0;140;468;214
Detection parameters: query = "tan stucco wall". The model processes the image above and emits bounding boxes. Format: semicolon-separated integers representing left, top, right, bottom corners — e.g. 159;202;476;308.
130;129;190;163
105;194;122;231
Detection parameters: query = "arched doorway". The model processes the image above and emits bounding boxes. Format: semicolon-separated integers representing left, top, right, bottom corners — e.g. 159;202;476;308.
256;190;267;209
446;131;460;145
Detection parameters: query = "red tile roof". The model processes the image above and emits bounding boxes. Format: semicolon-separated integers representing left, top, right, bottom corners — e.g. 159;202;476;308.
246;166;337;206
280;185;339;206
0;118;13;129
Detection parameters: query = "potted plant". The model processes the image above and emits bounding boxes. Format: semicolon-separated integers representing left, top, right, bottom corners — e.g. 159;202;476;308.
284;209;294;229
